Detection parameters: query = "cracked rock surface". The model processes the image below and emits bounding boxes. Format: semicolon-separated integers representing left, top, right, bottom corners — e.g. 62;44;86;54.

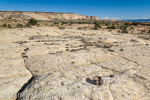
0;28;150;100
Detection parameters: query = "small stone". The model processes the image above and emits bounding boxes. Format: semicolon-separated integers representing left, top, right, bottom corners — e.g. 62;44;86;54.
94;80;99;85
110;75;114;78
120;49;123;51
99;78;104;85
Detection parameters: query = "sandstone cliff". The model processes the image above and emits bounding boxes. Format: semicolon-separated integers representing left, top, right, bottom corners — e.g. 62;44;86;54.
0;11;100;20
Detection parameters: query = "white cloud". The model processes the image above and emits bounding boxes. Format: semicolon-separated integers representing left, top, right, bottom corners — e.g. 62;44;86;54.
142;17;147;19
111;17;120;20
101;16;109;19
101;16;120;20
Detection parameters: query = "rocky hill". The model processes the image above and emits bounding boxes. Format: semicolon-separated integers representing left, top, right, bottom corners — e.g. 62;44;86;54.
0;11;100;21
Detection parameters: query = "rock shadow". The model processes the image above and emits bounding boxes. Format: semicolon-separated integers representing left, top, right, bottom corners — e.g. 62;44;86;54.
86;77;94;85
16;76;34;100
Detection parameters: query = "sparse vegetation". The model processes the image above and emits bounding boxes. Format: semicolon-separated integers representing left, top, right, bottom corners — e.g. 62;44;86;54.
8;24;11;28
0;19;150;35
77;27;82;30
132;22;140;26
59;27;65;29
25;23;31;28
61;22;68;25
3;23;7;27
54;22;59;24
93;27;98;30
107;23;116;29
105;23;110;26
28;18;38;25
16;24;23;28
37;24;40;27
94;22;102;28
125;22;130;26
141;30;146;34
121;27;128;33
130;27;134;29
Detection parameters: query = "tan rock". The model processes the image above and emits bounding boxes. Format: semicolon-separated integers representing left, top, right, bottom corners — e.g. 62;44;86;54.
0;28;150;100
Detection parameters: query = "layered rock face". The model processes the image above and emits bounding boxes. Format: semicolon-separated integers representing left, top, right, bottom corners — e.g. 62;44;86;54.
0;28;150;100
0;11;99;20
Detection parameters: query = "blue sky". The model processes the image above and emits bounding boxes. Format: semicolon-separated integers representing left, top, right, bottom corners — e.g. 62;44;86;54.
0;0;150;19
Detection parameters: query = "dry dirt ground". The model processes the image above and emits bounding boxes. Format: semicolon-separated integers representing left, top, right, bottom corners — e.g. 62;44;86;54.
0;28;150;100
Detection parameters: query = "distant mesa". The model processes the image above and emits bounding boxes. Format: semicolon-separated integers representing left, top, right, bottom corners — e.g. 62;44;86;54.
0;11;100;21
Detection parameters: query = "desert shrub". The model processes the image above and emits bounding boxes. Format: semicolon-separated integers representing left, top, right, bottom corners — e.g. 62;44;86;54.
141;30;146;34
105;23;110;26
121;27;128;33
120;25;123;29
77;27;82;30
61;22;68;25
147;24;150;26
148;30;150;33
94;23;101;28
28;18;38;25
78;22;89;24
54;22;59;24
107;24;116;29
8;24;11;28
108;30;112;32
125;22;130;26
25;23;31;27
37;24;40;27
93;27;98;30
8;17;11;19
130;27;134;29
59;27;65;29
16;24;23;28
3;23;7;27
118;30;120;33
132;22;140;26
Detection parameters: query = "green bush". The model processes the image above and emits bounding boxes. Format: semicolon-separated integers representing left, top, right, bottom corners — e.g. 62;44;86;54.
132;22;140;26
107;24;116;29
54;22;59;24
77;27;82;30
108;30;112;32
105;23;110;26
3;23;7;27
25;23;31;28
93;27;98;30
37;24;40;27
61;22;68;25
28;18;38;25
121;27;128;33
16;24;23;28
95;23;101;28
8;24;11;28
130;27;134;29
125;22;130;25
59;27;65;29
